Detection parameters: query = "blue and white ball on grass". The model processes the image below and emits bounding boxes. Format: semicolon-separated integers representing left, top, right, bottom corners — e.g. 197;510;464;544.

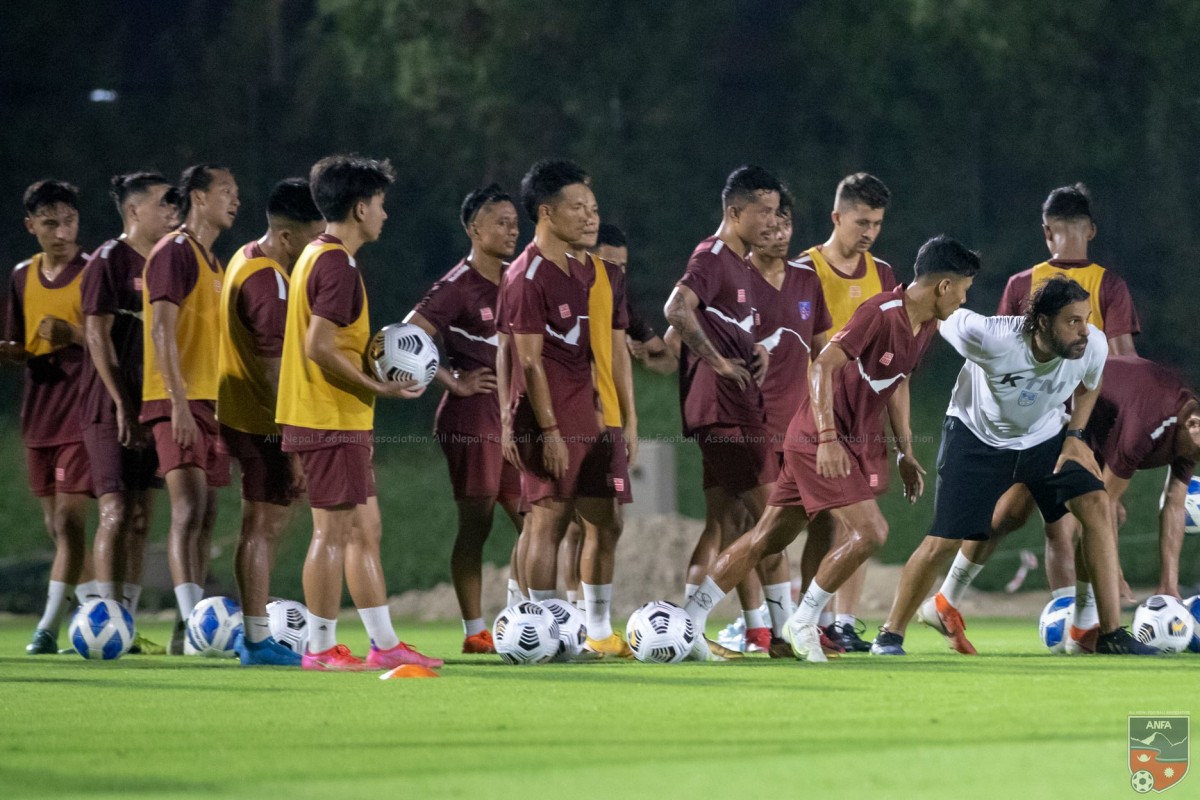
266;599;309;655
369;322;439;388
1183;477;1200;535
1181;594;1200;653
186;597;243;657
1132;595;1195;654
69;599;135;660
539;598;586;661
493;601;560;665
626;600;697;664
1038;594;1075;653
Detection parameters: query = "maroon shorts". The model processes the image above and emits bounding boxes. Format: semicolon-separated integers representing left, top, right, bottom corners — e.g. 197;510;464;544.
437;430;523;503
769;447;876;514
221;425;299;506
606;426;633;505
83;420;162;496
147;404;231;487
25;442;92;497
297;443;377;510
864;442;891;496
517;429;615;505
697;424;777;495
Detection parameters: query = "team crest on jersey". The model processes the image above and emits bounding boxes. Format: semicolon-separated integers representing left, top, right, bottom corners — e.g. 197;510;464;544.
879;352;893;366
737;289;746;303
480;307;494;321
798;301;812;320
849;286;862;299
1129;715;1188;793
1018;390;1038;407
558;304;571;319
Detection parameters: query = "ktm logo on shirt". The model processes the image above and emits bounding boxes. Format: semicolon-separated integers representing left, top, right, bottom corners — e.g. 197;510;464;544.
879;352;894;366
737;289;746;303
849;286;862;299
558;304;571;319
480;307;494;321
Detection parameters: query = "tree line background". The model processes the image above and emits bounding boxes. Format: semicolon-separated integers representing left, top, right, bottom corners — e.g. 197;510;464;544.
1;0;1197;605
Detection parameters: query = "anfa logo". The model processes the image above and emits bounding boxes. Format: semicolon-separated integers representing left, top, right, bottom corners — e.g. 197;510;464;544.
1130;716;1189;793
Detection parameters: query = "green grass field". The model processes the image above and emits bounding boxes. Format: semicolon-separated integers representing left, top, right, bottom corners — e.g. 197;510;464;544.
0;617;1193;800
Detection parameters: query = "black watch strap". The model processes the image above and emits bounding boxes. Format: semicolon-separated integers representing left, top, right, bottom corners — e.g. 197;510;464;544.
1064;428;1086;441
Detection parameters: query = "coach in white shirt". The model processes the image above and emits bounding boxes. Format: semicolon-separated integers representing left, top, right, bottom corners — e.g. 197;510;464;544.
872;276;1156;656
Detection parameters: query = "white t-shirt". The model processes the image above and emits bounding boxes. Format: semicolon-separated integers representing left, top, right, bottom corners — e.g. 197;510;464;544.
940;309;1107;450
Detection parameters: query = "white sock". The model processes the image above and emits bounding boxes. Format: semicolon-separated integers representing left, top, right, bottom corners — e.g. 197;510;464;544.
566;590;578;605
685;582;700;603
36;581;74;632
818;610;835;627
308;613;338;653
939;552;985;608
1051;586;1073;600
743;606;769;630
173;582;204;620
529;588;556;602
506;579;524;607
244;615;271;644
76;579;101;603
794;582;834;626
358;604;399;650
683;576;725;633
121;584;143;613
96;581;116;600
763;582;795;637
463;618;486;636
1074;581;1098;629
835;613;857;628
582;583;614;639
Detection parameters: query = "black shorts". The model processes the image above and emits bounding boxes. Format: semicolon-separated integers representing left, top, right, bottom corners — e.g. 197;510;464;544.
929;416;1105;541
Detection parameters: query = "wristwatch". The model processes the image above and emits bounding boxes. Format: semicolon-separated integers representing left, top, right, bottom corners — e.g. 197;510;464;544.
1064;428;1086;441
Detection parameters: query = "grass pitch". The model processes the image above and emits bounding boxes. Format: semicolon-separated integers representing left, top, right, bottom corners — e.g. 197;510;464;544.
0;618;1192;800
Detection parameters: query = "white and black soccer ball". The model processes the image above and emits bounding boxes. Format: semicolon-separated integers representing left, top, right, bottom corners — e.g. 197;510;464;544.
369;322;439;388
1184;477;1200;535
493;601;560;665
626;600;697;664
186;596;244;657
1133;594;1195;654
539;598;586;661
68;599;135;660
1131;769;1155;793
1037;594;1075;653
1181;594;1200;654
266;599;309;655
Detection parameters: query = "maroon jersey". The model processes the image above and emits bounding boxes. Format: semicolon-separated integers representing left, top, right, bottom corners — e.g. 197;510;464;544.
80;238;146;425
1086;355;1196;481
676;236;765;436
498;242;596;437
784;285;938;455
414;259;503;436
753;258;833;450
237;244;288;358
997;259;1140;338
5;251;89;447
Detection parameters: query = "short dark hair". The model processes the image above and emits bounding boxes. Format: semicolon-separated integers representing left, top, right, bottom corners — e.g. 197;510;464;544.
721;165;782;209
1042;183;1092;221
777;184;795;218
460;182;512;228
24;180;80;216
309;154;396;223
835;172;890;210
519;159;590;222
1023;275;1090;335
597;223;627;248
912;235;981;280
267;177;322;225
109;172;171;214
178;163;229;219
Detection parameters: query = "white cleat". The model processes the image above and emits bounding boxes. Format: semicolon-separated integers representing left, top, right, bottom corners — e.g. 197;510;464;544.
786;620;828;663
916;596;948;636
687;636;723;662
1064;624;1099;655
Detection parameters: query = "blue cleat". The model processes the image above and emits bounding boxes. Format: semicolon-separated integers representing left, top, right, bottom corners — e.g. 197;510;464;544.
869;629;907;656
1096;627;1159;655
237;635;303;666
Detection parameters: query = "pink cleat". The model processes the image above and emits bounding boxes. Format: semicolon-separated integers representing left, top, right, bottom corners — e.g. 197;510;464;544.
366;641;444;671
302;644;367;672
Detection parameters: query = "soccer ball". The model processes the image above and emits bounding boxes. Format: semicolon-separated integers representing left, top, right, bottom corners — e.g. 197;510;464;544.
493;602;560;665
1038;594;1075;653
68;599;135;660
626;600;697;664
1131;769;1155;793
369;322;439;388
1181;594;1200;653
1184;477;1200;535
266;599;309;655
186;597;244;657
1132;595;1195;653
539;598;586;661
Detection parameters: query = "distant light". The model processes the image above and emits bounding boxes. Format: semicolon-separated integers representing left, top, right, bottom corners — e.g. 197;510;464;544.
89;89;118;103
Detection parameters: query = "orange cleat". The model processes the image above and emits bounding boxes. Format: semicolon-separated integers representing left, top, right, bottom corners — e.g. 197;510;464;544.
379;664;440;679
918;592;978;655
462;629;496;654
302;644;367;672
367;641;444;670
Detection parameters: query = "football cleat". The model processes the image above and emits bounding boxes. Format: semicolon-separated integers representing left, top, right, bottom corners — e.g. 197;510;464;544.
1096;627;1160;655
786;620;829;663
818;626;846;656
584;632;634;659
917;593;977;655
128;633;165;656
870;629;907;656
302;644;367;671
237;635;303;666
768;636;793;659
367;641;444;671
1064;624;1099;655
25;628;58;655
828;620;872;652
462;629;496;654
744;626;772;653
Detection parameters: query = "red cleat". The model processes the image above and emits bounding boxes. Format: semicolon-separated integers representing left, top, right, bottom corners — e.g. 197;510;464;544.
462;629;496;654
367;641;444;671
818;626;846;655
744;626;772;653
302;644;367;672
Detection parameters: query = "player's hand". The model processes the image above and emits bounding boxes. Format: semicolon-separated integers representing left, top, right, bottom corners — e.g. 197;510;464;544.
501;420;524;471
897;452;926;504
376;376;425;400
627;336;647;362
37;317;74;348
1056;436;1100;479
751;344;769;386
115;403;137;448
0;341;25;362
171;401;197;449
450;367;497;397
816;440;851;479
713;356;751;390
623;423;639;470
541;431;568;480
289;452;307;497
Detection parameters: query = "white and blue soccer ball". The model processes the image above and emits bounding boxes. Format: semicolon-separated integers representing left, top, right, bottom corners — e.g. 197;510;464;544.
68;599;135;660
626;600;697;664
369;322;439;388
1181;594;1200;653
266;599;309;655
186;596;243;657
1038;594;1075;653
1184;477;1200;535
493;602;560;665
1133;595;1195;654
539;598;586;661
